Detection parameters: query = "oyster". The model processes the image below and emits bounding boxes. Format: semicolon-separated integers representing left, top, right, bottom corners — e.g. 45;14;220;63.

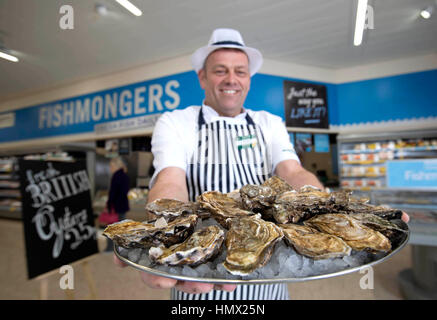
342;200;403;220
103;214;199;248
197;191;253;228
271;188;331;224
223;214;284;275
240;184;275;211
304;213;391;253
270;186;356;224
261;175;294;195
279;224;352;260
226;189;241;202
148;225;224;267
349;213;408;248
145;198;194;221
328;189;353;210
190;201;212;220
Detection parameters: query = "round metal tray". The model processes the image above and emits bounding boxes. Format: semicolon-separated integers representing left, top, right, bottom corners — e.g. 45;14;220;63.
113;227;410;284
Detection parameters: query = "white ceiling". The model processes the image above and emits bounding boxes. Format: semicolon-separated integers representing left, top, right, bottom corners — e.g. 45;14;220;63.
0;0;436;102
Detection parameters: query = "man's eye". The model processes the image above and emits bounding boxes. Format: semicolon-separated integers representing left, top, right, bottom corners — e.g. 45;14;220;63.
215;70;226;75
237;70;248;76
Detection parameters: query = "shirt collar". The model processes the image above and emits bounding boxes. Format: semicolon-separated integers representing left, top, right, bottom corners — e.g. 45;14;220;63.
202;103;248;124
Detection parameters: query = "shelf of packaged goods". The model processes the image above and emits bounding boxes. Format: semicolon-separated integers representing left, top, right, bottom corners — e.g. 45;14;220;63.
395;146;437;152
340;160;387;165
0;190;21;198
0;204;21;212
340;148;395;155
340;186;386;191
341;146;437;155
0;181;20;189
0;174;18;180
341;175;386;179
394;150;437;159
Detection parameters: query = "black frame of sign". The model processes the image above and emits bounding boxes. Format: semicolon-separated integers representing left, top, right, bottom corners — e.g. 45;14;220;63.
19;159;98;279
283;80;329;129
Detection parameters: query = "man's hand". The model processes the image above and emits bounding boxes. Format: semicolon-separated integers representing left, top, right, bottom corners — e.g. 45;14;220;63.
401;211;410;223
113;254;236;294
275;159;324;190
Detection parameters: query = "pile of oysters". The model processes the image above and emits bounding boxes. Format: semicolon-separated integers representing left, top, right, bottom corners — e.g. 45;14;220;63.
103;176;408;277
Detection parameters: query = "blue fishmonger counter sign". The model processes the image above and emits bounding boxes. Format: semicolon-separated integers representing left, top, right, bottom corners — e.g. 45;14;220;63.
386;159;437;189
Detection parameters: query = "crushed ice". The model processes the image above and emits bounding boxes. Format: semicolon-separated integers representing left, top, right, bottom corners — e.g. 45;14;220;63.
116;218;387;280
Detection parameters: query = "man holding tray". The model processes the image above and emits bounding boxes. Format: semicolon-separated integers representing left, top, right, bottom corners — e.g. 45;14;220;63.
114;28;409;300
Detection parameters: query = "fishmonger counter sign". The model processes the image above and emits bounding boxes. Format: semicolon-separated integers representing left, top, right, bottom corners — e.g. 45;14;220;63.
19;160;98;279
386;159;437;189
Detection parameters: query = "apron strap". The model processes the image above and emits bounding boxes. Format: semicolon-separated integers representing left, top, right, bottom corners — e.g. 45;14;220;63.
198;106;256;126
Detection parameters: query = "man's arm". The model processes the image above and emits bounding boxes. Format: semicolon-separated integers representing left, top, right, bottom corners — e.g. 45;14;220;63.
274;159;324;190
147;167;189;203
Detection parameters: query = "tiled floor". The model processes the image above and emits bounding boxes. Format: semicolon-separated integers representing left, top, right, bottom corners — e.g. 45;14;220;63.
0;217;412;300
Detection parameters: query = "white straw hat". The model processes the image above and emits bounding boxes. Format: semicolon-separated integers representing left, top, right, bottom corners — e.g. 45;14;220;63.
191;28;263;77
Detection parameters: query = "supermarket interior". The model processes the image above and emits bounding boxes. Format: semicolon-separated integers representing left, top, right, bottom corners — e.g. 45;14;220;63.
0;0;436;301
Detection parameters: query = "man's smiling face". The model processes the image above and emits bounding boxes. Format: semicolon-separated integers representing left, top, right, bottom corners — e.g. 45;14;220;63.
198;48;251;117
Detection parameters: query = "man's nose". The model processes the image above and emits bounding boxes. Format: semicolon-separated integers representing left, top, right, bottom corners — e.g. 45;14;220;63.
224;71;237;84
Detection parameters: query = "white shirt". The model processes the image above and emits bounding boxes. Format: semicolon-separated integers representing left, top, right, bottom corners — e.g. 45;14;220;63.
150;104;300;187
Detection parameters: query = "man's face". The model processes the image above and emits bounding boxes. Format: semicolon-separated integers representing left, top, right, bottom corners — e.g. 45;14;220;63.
198;49;251;117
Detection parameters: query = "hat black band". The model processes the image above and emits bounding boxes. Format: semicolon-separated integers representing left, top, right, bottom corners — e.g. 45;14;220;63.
212;41;243;46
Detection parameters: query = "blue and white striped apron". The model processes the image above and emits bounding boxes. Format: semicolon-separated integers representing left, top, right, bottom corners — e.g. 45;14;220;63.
172;106;289;300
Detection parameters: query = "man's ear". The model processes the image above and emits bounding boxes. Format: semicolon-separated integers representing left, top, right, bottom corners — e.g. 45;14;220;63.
197;69;206;90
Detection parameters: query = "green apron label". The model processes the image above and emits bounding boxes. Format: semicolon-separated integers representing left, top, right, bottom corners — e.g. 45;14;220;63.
236;134;257;150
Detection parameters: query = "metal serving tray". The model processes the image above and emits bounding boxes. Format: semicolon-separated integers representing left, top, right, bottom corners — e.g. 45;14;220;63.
113;227;410;284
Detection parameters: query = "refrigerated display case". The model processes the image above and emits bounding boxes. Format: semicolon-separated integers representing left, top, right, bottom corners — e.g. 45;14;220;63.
338;131;437;191
337;129;437;299
0;157;22;219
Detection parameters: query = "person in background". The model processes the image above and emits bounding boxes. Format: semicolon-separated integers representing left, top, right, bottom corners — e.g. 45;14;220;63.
107;156;130;222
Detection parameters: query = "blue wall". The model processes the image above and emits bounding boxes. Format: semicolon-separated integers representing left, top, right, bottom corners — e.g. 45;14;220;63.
335;69;437;125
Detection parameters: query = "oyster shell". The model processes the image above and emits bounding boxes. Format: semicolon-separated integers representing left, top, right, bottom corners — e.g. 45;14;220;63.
304;213;391;253
226;189;241;202
279;224;352;260
190;201;212;220
103;214;199;248
223;214;284;275
240;184;275;211
148;225;224;267
349;213;408;248
270;187;355;224
261;175;294;195
197;191;253;228
271;188;330;224
342;200;403;220
145;198;194;221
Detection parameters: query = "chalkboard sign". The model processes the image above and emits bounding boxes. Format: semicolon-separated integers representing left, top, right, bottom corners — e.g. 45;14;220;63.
19;160;98;279
283;80;329;128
